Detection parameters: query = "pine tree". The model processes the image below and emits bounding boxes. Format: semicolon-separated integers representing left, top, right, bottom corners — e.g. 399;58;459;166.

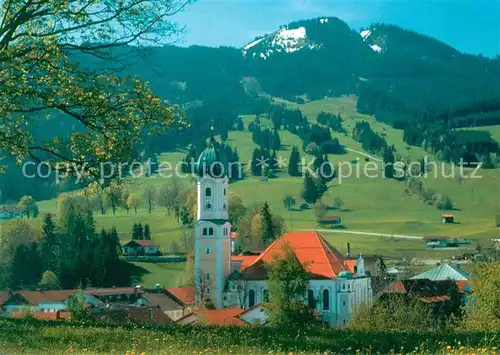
288;146;301;177
137;223;144;240
383;146;395;179
132;223;139;240
251;148;262;176
301;172;318;204
273;130;281;150
260;202;276;245
144;224;151;240
40;214;59;275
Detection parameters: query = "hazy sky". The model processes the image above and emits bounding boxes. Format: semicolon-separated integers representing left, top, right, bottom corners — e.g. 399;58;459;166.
174;0;500;57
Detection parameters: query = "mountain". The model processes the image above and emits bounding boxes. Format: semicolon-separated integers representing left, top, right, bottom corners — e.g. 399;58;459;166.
239;18;500;127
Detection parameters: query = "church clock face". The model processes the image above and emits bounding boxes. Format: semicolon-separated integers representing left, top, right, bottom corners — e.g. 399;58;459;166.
204;200;212;210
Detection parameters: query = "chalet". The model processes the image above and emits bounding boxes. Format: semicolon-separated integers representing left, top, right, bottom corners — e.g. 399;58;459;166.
122;240;160;256
442;214;455;224
0;206;24;220
319;216;342;226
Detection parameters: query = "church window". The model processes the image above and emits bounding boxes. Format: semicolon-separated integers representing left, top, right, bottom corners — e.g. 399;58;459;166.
205;187;212;197
223;228;228;236
307;289;315;309
263;290;269;302
202;228;208;236
205;248;210;255
206;287;210;295
342;284;346;290
206;273;210;280
248;289;256;308
322;289;330;310
224;188;226;195
208;227;214;235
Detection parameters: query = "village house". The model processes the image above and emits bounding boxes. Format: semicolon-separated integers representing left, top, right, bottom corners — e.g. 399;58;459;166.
0;290;102;316
164;286;196;316
122;240;160;256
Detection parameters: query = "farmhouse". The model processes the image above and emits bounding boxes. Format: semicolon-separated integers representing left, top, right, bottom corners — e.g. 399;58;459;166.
122;240;160;256
192;144;372;326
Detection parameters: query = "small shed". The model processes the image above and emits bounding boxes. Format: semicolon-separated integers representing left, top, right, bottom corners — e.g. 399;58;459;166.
441;214;455;224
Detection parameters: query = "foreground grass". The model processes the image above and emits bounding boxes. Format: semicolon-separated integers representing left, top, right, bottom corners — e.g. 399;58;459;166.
0;319;498;354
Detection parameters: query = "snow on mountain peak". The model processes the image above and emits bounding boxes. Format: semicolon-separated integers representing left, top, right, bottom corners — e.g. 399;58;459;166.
272;27;307;53
242;38;264;56
360;30;371;41
319;18;329;24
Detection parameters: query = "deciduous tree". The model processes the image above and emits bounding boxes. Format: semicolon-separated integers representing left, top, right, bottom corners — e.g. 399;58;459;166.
0;0;190;183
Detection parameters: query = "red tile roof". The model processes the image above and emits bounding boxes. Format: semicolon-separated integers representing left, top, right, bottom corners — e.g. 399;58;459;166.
196;308;247;326
455;280;472;292
10;311;71;321
243;232;347;279
442;214;455;218
132;240;160;247
344;260;357;273
231;255;259;270
165;286;195;306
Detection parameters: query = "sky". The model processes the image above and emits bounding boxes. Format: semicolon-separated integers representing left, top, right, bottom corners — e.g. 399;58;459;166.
173;0;500;57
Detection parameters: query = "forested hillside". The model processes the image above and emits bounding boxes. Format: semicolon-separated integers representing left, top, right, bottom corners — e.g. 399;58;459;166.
2;16;500;202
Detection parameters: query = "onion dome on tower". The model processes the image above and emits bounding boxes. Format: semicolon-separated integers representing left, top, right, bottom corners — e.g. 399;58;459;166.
195;138;229;178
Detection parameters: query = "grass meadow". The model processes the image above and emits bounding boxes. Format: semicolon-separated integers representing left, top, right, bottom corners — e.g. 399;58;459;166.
1;319;499;354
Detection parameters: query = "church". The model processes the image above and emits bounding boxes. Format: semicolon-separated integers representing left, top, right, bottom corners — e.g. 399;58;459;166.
193;143;372;326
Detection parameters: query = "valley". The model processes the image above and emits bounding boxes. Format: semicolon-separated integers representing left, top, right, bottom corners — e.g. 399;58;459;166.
25;96;500;289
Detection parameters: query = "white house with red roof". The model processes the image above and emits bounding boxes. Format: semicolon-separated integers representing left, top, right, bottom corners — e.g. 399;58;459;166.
192;144;372;326
122;240;160;256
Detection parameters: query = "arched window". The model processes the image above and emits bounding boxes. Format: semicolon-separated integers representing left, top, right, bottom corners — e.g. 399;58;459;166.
248;289;256;308
224;188;227;196
322;289;330;310
307;289;315;309
263;290;269;302
205;187;211;197
205;248;210;255
208;227;214;235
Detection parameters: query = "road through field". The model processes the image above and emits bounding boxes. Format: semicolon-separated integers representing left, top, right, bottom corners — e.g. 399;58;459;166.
300;228;424;240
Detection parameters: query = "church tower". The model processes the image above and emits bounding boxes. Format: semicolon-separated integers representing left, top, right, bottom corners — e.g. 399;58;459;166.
194;142;232;309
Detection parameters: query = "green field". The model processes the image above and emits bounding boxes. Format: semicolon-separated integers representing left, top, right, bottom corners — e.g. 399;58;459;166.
10;96;500;288
1;319;497;354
